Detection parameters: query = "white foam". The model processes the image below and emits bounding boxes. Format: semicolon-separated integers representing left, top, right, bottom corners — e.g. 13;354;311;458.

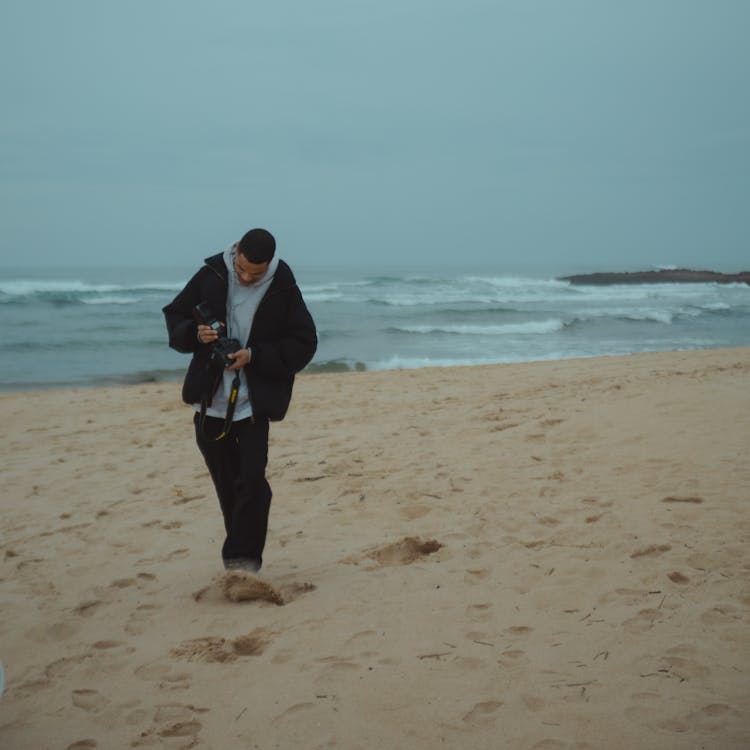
393;319;565;336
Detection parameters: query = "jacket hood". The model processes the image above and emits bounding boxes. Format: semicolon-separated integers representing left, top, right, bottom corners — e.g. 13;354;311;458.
203;252;297;291
222;245;279;290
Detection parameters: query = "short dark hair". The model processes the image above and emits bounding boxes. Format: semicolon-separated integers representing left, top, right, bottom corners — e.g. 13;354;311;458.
238;228;276;263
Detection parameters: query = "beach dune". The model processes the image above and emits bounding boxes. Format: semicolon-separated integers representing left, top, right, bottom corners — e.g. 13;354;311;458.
1;348;749;749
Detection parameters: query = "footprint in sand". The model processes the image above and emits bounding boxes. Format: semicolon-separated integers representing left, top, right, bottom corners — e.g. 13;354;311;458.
506;625;533;636
700;604;740;625
344;630;380;648
66;741;98;750
70;573;159;628
521;695;546;713
274;701;318;722
345;536;443;567
661;496;704;505
171;486;206;505
497;649;530;670
125;603;162;636
464;568;490;584
72;600;104;618
26;620;81;643
536;515;561;527
136;548;190;565
45;654;93;680
462;700;503;726
91;639;130;652
636;645;710;683
133;663;191;691
659;647;711;682
630;544;672;558
142;519;184;530
131;704;208;748
466;603;493;623
170;627;275;663
221;574;285;605
315;655;361;673
667;571;691;584
399;503;433;521
192;573;315;606
72;688;108;712
110;577;138;589
626;691;736;736
623;608;663;635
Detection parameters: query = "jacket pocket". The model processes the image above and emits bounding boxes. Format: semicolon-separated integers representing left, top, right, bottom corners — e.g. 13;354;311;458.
182;355;220;405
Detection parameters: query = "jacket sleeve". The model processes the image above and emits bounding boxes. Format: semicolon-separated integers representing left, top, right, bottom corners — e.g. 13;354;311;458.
249;286;317;379
162;273;203;354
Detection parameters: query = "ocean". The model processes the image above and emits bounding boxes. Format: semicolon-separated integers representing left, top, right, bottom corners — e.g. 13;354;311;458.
1;263;749;392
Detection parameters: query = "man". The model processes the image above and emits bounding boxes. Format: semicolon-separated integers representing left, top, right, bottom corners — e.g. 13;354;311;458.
163;228;317;573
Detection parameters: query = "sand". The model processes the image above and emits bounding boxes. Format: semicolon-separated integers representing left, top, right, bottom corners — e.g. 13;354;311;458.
1;348;749;750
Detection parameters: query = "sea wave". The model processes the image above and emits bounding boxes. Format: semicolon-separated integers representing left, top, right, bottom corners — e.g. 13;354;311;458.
303;291;347;303
386;319;566;336
365;353;567;370
0;367;185;392
570;309;676;325
0;279;184;302
304;359;367;374
82;295;144;305
462;275;572;290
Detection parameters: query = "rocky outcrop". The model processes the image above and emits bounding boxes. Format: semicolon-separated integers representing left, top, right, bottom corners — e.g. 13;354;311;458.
559;269;750;285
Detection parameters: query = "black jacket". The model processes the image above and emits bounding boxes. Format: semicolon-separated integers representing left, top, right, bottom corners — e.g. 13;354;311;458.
163;254;317;421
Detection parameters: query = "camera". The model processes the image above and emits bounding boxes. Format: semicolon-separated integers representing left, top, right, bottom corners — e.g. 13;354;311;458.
193;302;241;369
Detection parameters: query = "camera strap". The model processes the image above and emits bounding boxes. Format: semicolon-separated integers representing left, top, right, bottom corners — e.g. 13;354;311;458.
198;371;241;441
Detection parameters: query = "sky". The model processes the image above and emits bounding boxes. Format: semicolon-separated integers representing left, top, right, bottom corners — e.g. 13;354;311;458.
1;0;748;273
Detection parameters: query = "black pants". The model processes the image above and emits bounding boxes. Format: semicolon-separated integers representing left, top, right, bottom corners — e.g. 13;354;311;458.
194;414;272;568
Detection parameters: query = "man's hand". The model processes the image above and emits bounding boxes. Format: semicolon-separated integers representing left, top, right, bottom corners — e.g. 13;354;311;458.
197;324;219;345
226;348;251;371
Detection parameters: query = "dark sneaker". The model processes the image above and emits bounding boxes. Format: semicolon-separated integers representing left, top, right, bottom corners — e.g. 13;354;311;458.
223;557;262;573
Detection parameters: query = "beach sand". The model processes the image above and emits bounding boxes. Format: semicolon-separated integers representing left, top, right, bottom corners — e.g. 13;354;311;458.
1;348;749;750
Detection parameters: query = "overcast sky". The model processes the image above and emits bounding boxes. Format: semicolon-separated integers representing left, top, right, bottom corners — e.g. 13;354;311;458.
1;1;748;272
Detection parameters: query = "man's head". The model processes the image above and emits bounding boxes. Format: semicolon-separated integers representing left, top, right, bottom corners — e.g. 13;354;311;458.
235;228;275;286
238;228;275;264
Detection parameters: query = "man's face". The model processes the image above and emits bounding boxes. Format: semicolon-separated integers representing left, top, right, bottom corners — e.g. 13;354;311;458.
234;251;269;286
